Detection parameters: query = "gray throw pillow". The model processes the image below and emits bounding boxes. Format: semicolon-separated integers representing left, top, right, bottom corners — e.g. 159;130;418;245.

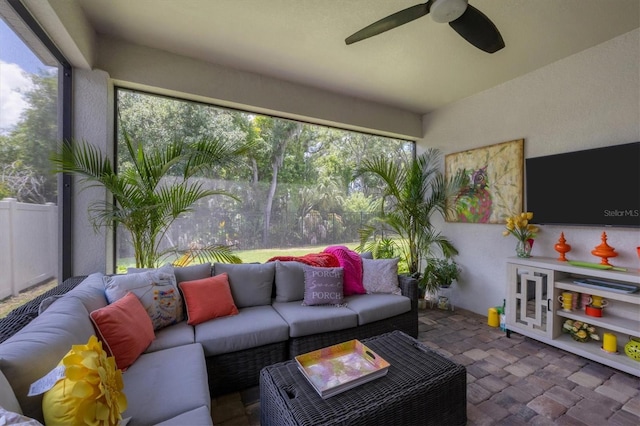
214;263;275;308
362;258;401;295
274;261;306;302
173;262;212;284
302;266;345;306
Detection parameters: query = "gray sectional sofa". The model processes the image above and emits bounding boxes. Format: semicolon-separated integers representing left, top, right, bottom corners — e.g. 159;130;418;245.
0;259;418;425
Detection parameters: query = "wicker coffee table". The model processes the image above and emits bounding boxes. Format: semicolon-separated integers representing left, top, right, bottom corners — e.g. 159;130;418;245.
260;330;467;425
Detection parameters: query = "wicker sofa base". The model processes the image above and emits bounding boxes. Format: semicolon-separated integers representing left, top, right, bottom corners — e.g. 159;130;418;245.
206;341;288;397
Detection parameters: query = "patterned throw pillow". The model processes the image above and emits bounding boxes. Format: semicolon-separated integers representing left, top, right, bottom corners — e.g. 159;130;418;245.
104;265;183;330
302;266;345;306
362;258;401;295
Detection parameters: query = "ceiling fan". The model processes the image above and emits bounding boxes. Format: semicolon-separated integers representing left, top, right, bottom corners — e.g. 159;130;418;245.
345;0;504;53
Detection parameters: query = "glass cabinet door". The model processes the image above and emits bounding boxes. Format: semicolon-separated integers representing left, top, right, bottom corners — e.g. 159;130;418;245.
507;264;553;338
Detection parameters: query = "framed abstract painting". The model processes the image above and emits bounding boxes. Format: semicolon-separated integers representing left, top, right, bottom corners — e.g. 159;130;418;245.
445;139;524;224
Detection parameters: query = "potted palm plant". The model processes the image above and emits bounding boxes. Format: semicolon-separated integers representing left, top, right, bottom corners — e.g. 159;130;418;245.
355;148;468;284
51;130;250;268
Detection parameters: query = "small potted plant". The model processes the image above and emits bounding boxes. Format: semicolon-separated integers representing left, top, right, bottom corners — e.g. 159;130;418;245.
423;258;460;290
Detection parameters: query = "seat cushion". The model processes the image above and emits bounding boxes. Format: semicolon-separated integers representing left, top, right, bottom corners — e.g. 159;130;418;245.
344;294;411;325
122;343;210;426
154;406;212;426
272;301;358;338
194;305;289;356
0;369;22;415
145;320;194;353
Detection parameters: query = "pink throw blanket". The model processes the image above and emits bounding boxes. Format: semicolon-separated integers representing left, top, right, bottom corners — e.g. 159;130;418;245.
323;246;365;296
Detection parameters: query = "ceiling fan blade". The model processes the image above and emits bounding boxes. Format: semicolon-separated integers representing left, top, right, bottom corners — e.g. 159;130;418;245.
345;3;430;45
448;4;504;53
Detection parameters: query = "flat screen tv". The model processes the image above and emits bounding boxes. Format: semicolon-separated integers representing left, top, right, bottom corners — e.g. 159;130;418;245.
526;142;640;227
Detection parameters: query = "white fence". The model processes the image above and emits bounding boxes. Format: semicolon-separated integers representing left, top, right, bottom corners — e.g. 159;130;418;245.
0;198;57;299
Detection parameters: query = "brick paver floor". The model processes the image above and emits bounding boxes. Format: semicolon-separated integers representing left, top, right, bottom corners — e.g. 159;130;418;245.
212;307;640;425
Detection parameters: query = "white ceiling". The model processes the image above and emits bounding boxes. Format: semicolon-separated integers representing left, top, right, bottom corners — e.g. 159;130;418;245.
68;0;640;115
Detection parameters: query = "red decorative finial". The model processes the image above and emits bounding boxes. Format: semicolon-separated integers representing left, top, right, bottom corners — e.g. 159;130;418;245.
554;232;571;261
591;232;618;266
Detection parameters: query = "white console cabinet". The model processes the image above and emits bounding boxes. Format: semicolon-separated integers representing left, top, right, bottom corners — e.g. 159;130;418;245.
506;257;640;377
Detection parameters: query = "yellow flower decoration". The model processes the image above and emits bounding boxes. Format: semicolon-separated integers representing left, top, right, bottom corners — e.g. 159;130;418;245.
502;211;538;242
43;335;127;426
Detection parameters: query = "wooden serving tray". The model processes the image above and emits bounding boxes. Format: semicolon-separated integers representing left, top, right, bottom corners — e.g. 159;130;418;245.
294;339;390;399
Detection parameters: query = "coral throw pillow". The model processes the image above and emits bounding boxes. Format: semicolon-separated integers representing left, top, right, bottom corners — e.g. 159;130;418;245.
42;335;127;426
179;274;239;325
302;266;345;306
90;292;155;370
323;246;365;296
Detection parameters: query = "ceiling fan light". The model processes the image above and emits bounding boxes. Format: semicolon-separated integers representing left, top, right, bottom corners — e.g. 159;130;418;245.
430;0;468;23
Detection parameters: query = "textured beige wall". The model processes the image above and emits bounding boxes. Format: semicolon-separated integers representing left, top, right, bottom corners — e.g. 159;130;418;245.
94;36;422;140
71;68;113;276
419;29;640;315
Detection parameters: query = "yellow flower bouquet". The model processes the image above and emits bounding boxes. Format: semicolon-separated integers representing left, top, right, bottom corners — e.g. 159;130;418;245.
502;212;539;257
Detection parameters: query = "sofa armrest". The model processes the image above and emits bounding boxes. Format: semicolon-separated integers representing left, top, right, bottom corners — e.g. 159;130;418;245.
398;274;418;301
0;276;88;343
398;274;418;300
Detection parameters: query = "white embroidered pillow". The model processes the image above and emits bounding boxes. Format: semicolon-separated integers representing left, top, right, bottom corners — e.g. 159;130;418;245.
362;258;401;295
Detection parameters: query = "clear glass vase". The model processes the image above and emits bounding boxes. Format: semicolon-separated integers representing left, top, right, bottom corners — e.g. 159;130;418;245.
515;239;532;258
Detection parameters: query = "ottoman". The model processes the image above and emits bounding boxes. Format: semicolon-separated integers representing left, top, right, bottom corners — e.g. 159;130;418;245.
260;330;466;425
